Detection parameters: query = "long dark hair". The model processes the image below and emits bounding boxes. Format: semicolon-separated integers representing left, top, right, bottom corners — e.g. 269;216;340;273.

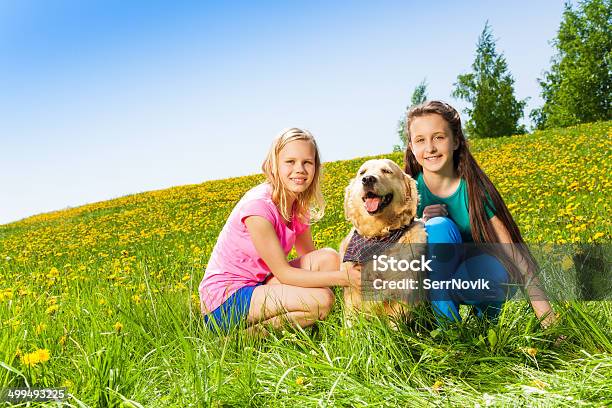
404;100;538;282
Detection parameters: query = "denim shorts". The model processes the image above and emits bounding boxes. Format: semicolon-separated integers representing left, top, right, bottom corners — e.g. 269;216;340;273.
204;282;264;333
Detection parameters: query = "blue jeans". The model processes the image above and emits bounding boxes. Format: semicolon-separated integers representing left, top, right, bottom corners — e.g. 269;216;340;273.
425;217;515;323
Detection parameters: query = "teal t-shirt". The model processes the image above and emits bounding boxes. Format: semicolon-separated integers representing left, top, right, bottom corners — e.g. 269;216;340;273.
415;173;495;242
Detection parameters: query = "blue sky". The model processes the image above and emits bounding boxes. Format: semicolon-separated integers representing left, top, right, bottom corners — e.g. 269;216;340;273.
0;1;567;225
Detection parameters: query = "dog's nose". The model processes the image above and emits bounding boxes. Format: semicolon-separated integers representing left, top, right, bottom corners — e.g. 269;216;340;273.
362;175;377;186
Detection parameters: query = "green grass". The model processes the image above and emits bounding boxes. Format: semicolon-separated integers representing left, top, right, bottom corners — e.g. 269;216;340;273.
0;121;611;407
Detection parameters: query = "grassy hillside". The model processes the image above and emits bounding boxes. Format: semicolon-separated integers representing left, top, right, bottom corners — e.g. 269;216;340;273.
0;121;611;406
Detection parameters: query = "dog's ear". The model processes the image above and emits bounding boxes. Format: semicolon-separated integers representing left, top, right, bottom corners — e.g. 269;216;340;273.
403;173;418;218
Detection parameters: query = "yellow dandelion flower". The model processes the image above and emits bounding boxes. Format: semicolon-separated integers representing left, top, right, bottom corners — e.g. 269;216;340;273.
132;294;142;304
295;376;305;385
0;289;13;301
114;322;124;333
21;352;40;367
182;274;191;282
20;354;34;367
47;267;60;279
98;298;107;305
62;379;74;389
432;380;444;392
592;232;605;240
35;348;50;363
46;304;59;315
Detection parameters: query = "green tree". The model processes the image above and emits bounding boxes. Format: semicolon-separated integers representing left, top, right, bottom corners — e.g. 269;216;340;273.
531;0;611;129
393;79;428;152
452;22;527;138
410;79;428;107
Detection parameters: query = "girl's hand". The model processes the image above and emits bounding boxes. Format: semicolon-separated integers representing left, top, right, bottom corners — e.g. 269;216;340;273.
540;312;557;330
422;204;448;221
345;263;362;292
540;314;566;347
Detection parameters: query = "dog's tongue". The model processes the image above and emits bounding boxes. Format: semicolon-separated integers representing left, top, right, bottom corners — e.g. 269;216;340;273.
365;196;381;212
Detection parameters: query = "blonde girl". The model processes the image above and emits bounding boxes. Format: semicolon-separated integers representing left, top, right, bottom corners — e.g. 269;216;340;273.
199;128;360;332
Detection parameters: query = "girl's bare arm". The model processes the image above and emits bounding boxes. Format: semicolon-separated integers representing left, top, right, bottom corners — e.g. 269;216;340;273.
489;216;556;328
295;227;316;257
245;216;360;290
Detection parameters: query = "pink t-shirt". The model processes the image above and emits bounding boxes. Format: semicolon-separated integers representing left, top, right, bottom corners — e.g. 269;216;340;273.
199;183;309;314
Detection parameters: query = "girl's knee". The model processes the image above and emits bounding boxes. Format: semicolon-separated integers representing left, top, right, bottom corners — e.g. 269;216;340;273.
316;247;340;270
312;288;335;318
466;254;510;284
456;255;512;303
425;217;462;244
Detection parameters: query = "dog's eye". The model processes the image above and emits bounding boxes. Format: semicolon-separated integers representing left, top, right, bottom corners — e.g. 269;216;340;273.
381;169;392;174
359;170;366;175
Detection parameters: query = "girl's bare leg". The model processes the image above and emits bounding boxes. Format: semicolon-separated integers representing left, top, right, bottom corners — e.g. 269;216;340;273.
247;248;340;329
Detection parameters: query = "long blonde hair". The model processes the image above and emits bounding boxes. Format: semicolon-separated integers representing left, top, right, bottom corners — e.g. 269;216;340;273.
261;128;325;224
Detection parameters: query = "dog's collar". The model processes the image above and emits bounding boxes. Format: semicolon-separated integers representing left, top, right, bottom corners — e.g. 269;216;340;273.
343;224;410;264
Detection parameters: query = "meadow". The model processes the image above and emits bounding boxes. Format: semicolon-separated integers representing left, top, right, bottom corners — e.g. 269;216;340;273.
0;121;611;407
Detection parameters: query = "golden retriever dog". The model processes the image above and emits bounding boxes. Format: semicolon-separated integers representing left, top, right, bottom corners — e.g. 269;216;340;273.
340;159;427;324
